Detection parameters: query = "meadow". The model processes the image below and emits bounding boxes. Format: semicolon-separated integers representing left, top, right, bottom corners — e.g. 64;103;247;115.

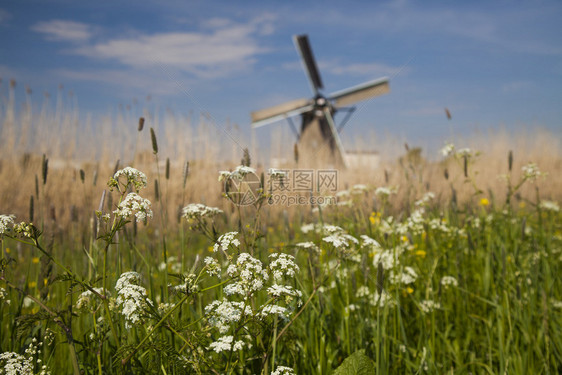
1;83;561;374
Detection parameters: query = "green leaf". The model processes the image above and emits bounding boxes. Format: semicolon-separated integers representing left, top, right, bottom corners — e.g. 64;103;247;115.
333;349;375;375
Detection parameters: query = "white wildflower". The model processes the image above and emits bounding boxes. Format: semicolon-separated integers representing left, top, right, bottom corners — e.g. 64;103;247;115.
268;168;287;178
455;148;473;158
204;257;221;277
415;192;435;207
0;214;15;237
373;247;403;270
213;232;240;252
182;203;223;220
389;267;418;285
419;299;441;313
369;290;394;308
269;253;299;281
336;190;350;198
260;304;289;319
375;186;395;197
356;286;370;298
0;352;34;375
522;163;543;181
322;233;358;249
218;170;231;182
440;142;455;157
551;300;562;309
440;276;458;287
115;271;153;328
205;300;252;333
360;235;381;250
224;253;268;297
295;241;320;253
111;167;147;191
208;335;246;353
113;193;153;222
271;366;295;375
76;288;109;311
351;184;368;193
267;284;302;299
539;200;559;212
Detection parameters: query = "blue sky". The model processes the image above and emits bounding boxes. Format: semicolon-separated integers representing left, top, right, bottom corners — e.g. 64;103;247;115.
1;0;561;155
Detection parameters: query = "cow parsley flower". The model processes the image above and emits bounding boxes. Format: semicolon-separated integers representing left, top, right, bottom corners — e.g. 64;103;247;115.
369;290;394;308
213;231;240;252
373;247;404;270
259;304;289;319
440;276;458;287
205;300;252;333
76;288;110;312
360;235;381;250
419;299;441;313
225;253;268;297
113;193;153;222
440;142;455;157
182;203;223;220
115;272;153;328
110;167;147;192
322;233;358;249
269;253;299;281
522;163;543;181
539;200;559;212
0;214;15;238
208;335;246;353
415;192;435;207
295;241;320;253
204;257;221;277
390;267;418;285
0;352;34;375
271;366;295;375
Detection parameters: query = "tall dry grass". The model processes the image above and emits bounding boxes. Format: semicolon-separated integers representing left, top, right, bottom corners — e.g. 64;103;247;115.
1;82;561;230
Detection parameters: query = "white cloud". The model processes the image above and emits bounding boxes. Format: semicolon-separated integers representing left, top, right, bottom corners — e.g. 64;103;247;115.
34;15;274;79
32;20;94;42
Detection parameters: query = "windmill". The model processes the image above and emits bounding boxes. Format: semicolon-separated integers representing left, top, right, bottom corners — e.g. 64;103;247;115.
251;34;390;167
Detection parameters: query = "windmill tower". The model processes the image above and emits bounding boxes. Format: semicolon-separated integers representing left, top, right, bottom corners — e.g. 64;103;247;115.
251;34;390;168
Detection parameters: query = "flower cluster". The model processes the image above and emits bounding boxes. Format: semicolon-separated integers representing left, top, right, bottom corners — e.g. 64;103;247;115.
213;232;240;252
208;335;247;354
0;214;15;238
419;299;441;314
440;276;458;288
269;253;299;281
12;222;38;238
76;288;110;312
271;366;295;375
113;193;153;222
218;165;257;182
225;253;269;297
109;167;147;192
522;163;543;181
182;203;223;220
115;272;153;328
0;338;50;375
205;300;253;334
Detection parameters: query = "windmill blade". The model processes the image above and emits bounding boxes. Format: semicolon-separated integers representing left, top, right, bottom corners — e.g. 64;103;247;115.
293;34;324;94
322;107;348;168
329;77;389;107
251;98;313;128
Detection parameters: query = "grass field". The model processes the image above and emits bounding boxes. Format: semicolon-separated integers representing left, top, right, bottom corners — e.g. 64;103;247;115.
1;85;561;374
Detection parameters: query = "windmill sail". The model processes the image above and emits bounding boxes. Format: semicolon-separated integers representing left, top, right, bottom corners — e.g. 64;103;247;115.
251;98;313;128
293;35;324;94
329;77;389;107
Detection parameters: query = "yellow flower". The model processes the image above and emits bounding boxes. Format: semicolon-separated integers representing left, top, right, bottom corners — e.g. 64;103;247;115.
401;236;409;243
406;287;414;294
480;198;490;206
5;248;10;254
519;201;526;209
415;250;426;258
32;257;40;264
28;281;37;288
207;246;214;253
